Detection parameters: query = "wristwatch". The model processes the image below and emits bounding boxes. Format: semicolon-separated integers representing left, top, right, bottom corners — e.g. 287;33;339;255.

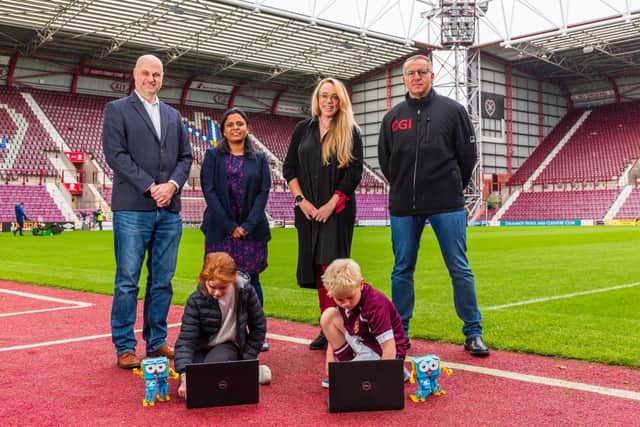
294;195;304;205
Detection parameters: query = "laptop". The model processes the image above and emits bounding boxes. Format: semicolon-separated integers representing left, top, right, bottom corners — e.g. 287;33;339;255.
185;359;259;409
327;359;405;413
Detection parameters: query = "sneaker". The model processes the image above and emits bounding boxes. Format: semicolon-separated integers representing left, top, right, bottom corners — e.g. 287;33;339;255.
260;342;269;352
259;365;272;385
321;377;329;389
309;331;327;350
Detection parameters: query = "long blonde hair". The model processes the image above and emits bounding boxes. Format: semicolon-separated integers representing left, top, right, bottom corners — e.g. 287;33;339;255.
311;77;360;168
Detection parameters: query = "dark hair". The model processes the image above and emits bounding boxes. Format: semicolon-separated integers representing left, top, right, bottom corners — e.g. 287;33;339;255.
218;107;255;158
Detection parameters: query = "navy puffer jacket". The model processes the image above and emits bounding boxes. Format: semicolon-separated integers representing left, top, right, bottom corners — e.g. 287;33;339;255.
174;273;266;373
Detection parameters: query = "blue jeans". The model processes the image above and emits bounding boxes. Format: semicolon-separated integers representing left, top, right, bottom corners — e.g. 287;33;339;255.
111;209;182;355
390;210;483;338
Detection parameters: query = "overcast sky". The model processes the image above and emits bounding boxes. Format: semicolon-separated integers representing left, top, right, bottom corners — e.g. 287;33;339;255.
244;0;640;45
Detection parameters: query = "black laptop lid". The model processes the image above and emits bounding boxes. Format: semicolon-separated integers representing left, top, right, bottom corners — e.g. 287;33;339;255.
328;359;405;413
185;359;259;409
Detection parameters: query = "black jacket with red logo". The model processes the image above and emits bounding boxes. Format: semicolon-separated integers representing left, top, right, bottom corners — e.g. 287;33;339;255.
377;89;477;216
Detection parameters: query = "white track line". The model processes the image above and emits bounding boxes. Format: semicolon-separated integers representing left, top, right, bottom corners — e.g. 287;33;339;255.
0;322;182;352
0;288;92;317
266;334;640;401
443;361;640;401
484;281;640;311
2;326;639;402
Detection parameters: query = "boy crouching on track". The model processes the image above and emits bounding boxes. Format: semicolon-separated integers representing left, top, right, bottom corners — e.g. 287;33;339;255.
319;258;408;388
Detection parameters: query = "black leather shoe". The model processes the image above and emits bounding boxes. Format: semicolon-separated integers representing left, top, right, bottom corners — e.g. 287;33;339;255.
309;330;327;350
464;336;490;357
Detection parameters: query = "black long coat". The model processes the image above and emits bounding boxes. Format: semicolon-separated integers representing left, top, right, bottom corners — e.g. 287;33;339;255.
282;118;363;288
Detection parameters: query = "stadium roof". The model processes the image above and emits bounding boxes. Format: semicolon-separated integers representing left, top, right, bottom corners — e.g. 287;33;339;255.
0;0;425;89
478;11;640;85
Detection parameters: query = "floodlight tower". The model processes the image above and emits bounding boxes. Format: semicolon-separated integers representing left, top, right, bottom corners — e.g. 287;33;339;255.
422;0;489;219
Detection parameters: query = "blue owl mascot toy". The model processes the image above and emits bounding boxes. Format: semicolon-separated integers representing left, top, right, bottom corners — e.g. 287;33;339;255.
133;356;180;407
409;354;453;403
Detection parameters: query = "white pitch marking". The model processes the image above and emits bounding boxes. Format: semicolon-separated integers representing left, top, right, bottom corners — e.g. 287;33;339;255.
484;281;640;311
0;288;93;317
0;323;182;352
2;325;639;402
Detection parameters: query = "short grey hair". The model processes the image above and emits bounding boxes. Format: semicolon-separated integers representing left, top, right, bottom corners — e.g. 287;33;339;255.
402;54;432;74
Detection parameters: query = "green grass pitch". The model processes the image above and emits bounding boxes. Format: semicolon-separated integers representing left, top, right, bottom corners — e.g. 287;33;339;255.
1;225;639;367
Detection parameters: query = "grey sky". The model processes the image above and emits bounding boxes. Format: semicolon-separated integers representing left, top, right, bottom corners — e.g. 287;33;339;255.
239;0;640;45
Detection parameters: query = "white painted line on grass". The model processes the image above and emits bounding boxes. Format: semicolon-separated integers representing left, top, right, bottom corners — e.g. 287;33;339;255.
0;323;182;352
484;281;640;311
3;325;639;402
0;288;93;317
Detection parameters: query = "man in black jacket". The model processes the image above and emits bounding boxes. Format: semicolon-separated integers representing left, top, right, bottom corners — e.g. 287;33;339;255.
377;54;489;357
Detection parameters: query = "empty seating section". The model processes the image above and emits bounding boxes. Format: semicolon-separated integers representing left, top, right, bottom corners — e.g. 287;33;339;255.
29;89;113;176
181;197;206;224
265;191;389;223
0;86;58;176
266;191;294;222
500;189;618;221
0;107;18;165
0;184;65;222
355;193;388;221
507;109;581;186
245;112;299;160
615;188;640;219
534;102;640;185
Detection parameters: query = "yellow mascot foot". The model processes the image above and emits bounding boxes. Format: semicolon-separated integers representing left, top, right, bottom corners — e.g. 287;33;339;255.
409;394;425;403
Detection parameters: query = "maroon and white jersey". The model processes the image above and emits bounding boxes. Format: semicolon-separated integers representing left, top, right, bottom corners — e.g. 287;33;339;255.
339;283;407;359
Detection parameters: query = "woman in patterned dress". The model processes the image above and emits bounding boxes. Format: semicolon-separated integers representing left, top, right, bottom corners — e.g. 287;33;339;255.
200;108;271;351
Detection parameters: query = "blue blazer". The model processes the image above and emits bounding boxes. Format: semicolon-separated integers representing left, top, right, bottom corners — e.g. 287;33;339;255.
102;93;193;212
200;146;271;243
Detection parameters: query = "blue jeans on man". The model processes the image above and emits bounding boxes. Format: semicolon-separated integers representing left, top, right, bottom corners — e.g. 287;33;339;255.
111;209;182;356
390;209;483;339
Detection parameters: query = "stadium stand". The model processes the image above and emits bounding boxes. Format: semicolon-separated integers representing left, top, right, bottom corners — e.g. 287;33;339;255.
0;184;66;222
533;102;640;185
507;109;582;187
29;89;112;176
615;187;640;219
500;189;619;221
0;86;58;177
496;100;640;222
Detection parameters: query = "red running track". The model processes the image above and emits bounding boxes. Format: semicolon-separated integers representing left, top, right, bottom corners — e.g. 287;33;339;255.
1;280;639;426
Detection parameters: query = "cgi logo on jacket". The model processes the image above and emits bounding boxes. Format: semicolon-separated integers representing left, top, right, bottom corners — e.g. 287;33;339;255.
391;118;412;132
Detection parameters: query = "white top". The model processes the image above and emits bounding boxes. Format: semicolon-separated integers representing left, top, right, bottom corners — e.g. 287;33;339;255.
134;90;161;139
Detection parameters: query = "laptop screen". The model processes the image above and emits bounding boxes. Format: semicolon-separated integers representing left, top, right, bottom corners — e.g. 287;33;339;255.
185;359;259;408
328;359;405;413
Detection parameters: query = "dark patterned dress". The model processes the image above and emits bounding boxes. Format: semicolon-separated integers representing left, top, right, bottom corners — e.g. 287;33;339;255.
205;154;268;274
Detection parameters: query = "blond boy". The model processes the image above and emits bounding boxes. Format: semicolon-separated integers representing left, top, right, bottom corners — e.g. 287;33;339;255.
320;259;408;387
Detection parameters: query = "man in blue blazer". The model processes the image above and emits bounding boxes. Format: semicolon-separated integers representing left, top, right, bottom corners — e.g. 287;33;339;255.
102;54;192;369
